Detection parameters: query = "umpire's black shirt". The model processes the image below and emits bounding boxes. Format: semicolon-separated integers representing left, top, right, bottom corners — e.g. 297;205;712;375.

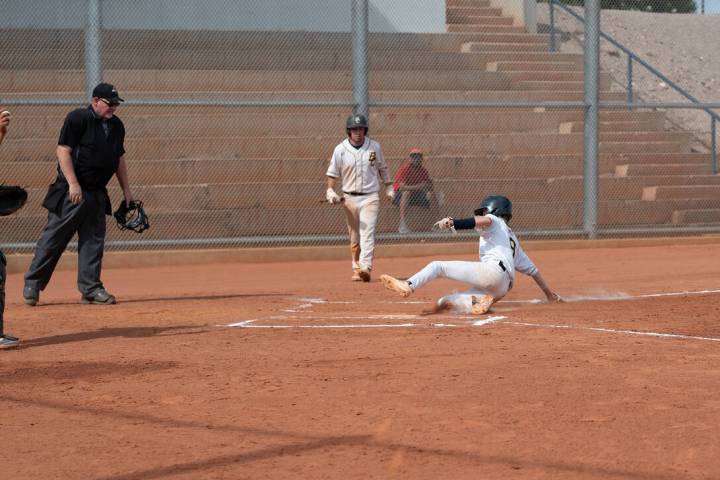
43;106;126;215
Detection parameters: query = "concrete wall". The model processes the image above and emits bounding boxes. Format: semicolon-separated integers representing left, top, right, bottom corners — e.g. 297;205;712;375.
0;0;445;32
491;0;537;33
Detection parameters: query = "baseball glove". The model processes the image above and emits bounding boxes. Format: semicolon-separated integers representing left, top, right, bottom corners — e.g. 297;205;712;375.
114;200;150;233
0;185;28;216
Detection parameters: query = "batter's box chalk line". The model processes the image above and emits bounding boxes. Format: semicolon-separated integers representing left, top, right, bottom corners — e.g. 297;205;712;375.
224;289;720;337
225;313;505;329
504;321;720;343
225;316;720;343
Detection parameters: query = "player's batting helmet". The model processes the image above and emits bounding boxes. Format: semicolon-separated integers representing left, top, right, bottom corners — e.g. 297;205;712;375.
475;195;512;221
346;114;368;134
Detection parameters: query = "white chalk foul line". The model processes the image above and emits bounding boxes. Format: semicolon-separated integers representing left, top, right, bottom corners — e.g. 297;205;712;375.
499;288;720;304
505;321;720;343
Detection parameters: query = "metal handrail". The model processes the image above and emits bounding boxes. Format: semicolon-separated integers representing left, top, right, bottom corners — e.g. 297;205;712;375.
549;0;719;174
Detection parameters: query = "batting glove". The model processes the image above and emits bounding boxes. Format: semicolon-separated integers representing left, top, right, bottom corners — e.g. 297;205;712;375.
433;217;455;231
385;185;395;201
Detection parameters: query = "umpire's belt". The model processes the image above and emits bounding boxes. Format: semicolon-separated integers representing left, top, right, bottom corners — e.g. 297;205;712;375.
343;191;370;196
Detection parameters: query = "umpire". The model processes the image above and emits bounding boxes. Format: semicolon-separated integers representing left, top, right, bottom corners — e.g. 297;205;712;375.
23;83;135;306
0;104;20;349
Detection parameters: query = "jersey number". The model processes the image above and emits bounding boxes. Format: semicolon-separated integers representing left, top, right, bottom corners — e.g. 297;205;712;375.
509;237;517;258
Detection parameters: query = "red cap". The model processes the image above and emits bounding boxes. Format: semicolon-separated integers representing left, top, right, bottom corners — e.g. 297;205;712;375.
409;148;423;155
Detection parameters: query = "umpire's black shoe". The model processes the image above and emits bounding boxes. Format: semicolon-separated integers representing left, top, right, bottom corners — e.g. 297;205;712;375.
23;285;39;306
0;334;20;349
81;289;116;305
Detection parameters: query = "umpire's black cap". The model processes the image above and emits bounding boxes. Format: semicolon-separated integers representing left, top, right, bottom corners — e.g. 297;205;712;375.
92;83;124;102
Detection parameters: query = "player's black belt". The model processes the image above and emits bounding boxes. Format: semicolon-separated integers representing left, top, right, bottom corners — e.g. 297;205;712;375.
343;191;370;196
498;261;507;272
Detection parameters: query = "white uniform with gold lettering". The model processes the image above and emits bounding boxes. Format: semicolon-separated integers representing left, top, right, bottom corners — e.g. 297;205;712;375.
408;214;538;312
326;137;391;273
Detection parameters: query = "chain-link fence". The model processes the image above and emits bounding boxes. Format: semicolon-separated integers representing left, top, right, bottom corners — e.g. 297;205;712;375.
1;0;719;254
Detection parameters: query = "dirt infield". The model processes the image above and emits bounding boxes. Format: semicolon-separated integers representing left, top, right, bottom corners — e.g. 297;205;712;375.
2;241;720;479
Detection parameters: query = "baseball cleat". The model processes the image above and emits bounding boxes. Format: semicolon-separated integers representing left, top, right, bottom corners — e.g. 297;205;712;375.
351;270;363;282
81;289;116;305
471;294;494;315
358;269;371;282
379;274;412;297
23;285;39;306
424;297;453;315
0;335;20;350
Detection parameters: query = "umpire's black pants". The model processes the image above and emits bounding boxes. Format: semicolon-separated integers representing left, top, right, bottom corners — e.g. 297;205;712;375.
24;190;107;296
0;250;6;335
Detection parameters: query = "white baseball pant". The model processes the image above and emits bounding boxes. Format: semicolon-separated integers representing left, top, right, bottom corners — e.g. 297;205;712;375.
342;192;380;271
408;260;512;308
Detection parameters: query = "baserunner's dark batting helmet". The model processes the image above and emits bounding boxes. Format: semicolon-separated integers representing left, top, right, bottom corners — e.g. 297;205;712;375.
346;113;368;134
475;195;512;221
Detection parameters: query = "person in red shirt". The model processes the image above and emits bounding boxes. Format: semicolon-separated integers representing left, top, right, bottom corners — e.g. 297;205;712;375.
393;148;434;233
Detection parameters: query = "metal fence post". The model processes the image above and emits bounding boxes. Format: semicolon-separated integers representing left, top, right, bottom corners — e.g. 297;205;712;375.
85;0;103;100
351;0;369;117
583;0;600;239
627;55;633;107
549;0;556;52
712;115;717;175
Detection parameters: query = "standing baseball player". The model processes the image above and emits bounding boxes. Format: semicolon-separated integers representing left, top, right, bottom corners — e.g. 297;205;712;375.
0;105;20;349
23;83;135;306
326;114;394;282
380;195;562;314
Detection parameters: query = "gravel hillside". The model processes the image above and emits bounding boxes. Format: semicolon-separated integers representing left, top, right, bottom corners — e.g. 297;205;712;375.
536;4;720;147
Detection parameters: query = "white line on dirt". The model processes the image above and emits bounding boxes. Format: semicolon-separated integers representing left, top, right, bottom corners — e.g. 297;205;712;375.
231;323;420;329
505;321;720;343
503;288;720;304
227;314;499;329
472;316;507;326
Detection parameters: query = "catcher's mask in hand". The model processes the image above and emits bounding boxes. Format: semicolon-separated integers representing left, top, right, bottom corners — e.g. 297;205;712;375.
114;200;150;233
0;185;28;216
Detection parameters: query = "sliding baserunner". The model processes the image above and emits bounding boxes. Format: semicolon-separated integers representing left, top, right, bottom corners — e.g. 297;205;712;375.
379;195;563;314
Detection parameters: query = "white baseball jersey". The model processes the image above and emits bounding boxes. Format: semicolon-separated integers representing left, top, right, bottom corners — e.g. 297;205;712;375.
326;138;391;194
476;214;538;283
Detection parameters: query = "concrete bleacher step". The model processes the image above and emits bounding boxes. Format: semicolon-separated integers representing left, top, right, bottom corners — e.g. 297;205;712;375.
514;79;612;91
11;109;663;138
446;7;503;18
458;42;548;52
671;209;720;225
615;163;713;177
0;30;549;54
4;69;586;93
5;199;720;241
2;131;691;162
600;141;687;154
2;107;669;136
564;120;666;133
2;89;626;105
447;0;492;7
506;71;611;82
4;67;606;92
2;49;581;71
488;61;580;72
447;16;515;26
447;25;527;33
5;153;710;188
18;174;719;215
642;185;720;201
